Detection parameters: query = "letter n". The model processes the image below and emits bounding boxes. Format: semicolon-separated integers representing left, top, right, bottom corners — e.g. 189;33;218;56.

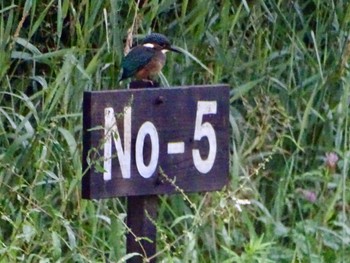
103;107;131;180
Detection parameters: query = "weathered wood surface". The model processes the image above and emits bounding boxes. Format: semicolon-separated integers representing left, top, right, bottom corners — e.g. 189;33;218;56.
82;84;230;199
126;195;158;263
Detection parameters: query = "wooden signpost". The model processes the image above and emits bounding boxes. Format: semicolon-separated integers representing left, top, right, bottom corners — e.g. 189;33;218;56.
82;84;230;262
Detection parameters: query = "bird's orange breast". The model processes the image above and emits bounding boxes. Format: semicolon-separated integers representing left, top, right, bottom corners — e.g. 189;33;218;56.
135;53;166;80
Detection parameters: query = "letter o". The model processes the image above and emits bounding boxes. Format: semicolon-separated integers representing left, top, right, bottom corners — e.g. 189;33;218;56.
135;121;159;178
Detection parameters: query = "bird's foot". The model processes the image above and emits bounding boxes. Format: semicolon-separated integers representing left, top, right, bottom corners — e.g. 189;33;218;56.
129;79;158;89
142;79;154;86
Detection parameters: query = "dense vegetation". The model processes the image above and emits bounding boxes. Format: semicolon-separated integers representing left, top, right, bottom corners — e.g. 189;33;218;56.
1;0;349;262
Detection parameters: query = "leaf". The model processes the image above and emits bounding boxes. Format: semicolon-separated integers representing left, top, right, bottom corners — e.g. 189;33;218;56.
64;221;76;249
51;231;62;258
170;215;195;228
21;224;36;243
174;46;214;75
15;37;42;55
230;78;265;102
117;253;142;263
58;127;77;159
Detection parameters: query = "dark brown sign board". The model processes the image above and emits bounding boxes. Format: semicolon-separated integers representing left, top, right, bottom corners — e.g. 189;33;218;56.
82;84;229;199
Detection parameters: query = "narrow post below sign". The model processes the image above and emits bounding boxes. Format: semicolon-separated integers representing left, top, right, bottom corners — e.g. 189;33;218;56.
82;84;230;198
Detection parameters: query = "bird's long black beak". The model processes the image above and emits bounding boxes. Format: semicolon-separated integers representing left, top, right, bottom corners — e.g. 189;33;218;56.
168;45;181;53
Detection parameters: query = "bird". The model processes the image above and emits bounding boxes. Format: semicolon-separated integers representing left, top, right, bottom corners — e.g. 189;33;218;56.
119;33;180;83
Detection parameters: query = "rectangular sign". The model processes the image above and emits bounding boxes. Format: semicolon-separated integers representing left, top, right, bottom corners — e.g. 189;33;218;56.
82;85;230;199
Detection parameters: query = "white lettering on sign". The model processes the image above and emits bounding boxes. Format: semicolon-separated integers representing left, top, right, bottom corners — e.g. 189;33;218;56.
135;121;159;178
103;107;132;180
103;100;218;179
192;101;217;174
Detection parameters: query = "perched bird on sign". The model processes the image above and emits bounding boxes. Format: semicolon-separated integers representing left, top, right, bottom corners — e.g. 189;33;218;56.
119;33;180;83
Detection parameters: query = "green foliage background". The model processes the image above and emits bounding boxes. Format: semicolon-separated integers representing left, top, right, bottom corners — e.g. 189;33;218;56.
1;0;350;262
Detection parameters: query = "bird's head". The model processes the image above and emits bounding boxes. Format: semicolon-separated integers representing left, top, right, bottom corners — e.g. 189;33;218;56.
142;33;181;54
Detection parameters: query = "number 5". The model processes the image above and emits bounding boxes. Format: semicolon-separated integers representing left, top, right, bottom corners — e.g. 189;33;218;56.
192;101;217;174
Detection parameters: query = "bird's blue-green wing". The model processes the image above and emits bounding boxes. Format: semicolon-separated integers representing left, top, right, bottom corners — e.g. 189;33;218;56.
120;46;155;80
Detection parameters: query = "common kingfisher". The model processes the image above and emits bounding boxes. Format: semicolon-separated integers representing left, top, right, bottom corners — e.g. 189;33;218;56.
119;33;180;82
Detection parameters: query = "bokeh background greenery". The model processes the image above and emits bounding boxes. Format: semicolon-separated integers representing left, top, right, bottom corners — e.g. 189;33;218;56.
1;0;350;262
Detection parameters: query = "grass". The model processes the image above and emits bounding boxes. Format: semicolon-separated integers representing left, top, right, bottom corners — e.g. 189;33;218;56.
1;0;350;262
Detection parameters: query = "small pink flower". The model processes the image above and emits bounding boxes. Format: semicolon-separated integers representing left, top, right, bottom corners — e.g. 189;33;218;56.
325;152;339;173
296;188;317;203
